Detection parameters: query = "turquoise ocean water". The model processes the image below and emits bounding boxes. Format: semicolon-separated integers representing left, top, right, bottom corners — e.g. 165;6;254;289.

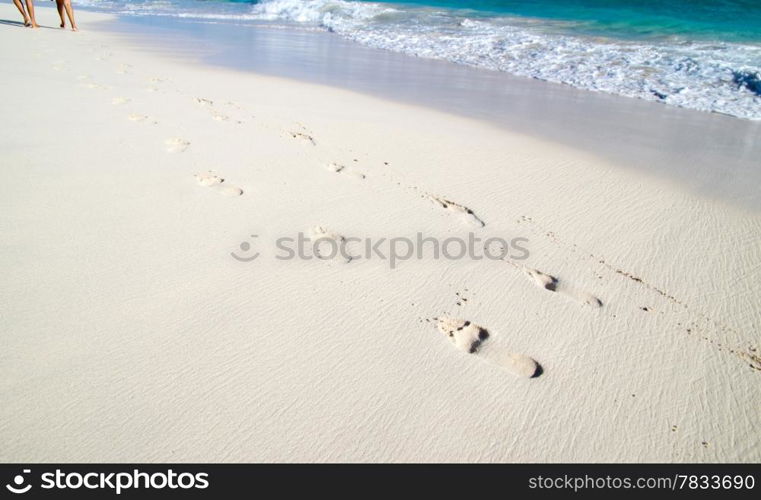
74;0;761;118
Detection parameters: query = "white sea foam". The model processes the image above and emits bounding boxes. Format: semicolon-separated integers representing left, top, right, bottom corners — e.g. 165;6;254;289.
78;0;761;119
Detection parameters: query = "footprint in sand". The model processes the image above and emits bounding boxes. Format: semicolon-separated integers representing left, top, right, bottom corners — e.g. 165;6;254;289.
290;131;316;145
112;97;131;106
194;171;244;197
84;83;108;91
195;171;223;187
435;316;540;378
325;162;365;180
522;267;603;308
215;185;244;197
288;125;316;146
194;98;231;121
424;194;485;227
128;114;149;122
165;138;190;153
516;217;761;372
308;226;353;262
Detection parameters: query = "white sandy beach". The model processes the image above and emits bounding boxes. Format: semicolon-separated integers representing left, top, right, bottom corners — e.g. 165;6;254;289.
1;5;760;462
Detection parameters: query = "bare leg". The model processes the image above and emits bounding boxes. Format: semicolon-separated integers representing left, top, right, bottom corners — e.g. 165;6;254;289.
63;0;77;31
56;0;65;28
24;0;39;28
12;0;30;26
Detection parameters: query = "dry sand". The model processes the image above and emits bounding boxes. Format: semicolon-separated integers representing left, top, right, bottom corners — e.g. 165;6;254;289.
1;6;759;462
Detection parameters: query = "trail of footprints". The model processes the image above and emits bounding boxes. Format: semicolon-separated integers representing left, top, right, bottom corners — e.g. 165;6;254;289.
100;60;595;380
34;45;761;462
74;51;754;381
516;215;760;371
275;122;593;378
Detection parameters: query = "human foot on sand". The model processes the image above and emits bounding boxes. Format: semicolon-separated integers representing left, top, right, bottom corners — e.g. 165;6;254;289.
56;0;78;31
13;0;30;26
14;0;39;28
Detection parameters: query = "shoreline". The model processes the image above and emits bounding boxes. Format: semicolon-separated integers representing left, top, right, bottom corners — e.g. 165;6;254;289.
92;10;761;212
71;0;761;121
1;5;760;462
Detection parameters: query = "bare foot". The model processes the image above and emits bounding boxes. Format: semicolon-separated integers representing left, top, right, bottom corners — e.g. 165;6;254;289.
30;22;40;29
60;22;65;29
71;25;79;32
